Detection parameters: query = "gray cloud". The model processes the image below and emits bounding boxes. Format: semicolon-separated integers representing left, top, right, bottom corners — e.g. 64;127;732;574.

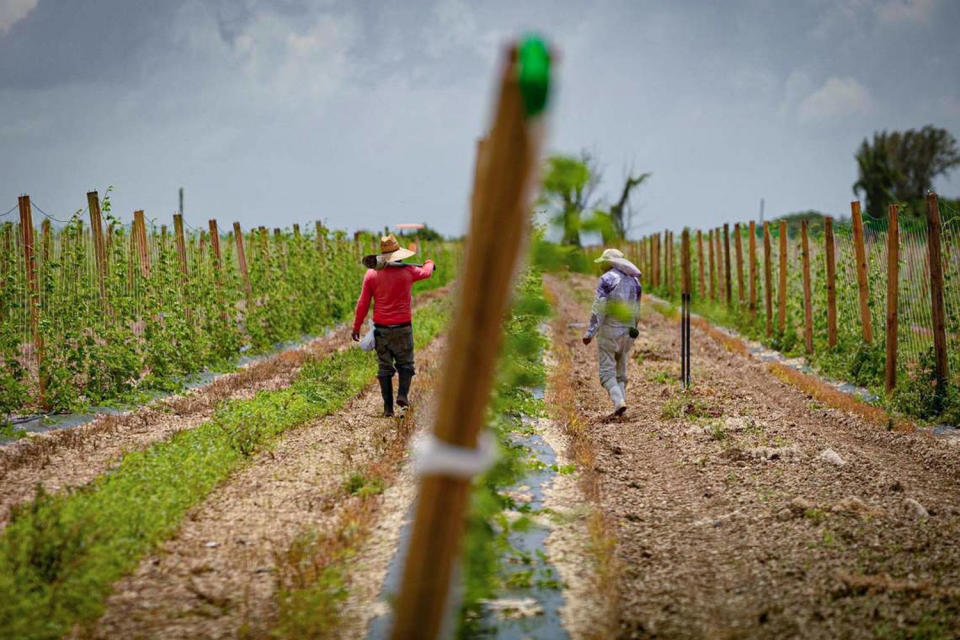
2;0;958;236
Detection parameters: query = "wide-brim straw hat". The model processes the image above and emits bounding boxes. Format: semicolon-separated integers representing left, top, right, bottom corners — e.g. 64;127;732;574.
379;234;416;262
594;248;641;276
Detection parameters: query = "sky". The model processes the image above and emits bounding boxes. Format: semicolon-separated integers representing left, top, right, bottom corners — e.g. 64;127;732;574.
2;0;959;238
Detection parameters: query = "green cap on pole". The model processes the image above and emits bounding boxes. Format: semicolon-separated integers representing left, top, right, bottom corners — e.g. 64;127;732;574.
517;35;551;117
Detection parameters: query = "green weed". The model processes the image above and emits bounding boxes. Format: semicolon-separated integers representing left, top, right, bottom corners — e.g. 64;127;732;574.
343;473;386;499
0;301;448;639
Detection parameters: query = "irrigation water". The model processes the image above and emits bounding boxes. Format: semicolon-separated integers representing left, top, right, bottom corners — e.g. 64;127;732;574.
367;385;569;639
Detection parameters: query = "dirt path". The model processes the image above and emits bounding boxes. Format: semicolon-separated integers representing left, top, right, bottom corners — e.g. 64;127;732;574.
546;273;960;639
0;286;452;529
76;334;447;640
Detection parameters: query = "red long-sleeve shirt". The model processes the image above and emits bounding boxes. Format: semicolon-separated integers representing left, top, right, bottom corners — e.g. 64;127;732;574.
353;261;435;332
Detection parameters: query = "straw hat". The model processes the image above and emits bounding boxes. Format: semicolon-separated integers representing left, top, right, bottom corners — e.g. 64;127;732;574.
594;248;641;276
379;234;416;262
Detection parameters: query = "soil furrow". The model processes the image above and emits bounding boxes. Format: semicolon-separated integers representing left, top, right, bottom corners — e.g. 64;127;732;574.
550;273;960;639
75;334;447;640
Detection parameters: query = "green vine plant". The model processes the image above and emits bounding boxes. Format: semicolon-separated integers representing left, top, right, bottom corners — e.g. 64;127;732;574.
0;203;460;418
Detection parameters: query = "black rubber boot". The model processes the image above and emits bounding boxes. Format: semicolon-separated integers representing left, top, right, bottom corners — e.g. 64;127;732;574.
379;376;395;417
396;370;413;408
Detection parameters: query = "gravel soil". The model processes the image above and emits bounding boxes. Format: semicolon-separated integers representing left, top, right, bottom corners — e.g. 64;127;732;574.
75;334;447;640
548;273;960;640
0;285;453;529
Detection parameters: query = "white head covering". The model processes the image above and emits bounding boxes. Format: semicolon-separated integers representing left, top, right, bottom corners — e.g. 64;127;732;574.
594;248;642;277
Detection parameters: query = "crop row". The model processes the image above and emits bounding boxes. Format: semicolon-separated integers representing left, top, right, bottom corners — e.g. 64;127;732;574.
0;192;459;416
0;298;450;640
592;200;960;422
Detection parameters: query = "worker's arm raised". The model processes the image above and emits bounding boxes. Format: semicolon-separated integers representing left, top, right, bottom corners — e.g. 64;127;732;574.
410;259;436;281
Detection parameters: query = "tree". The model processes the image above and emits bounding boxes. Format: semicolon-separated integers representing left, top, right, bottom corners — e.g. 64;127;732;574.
608;170;652;238
774;210;828;236
854;126;960;217
539;152;599;246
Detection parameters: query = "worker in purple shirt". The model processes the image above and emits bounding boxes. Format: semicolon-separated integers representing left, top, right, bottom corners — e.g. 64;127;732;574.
582;248;642;418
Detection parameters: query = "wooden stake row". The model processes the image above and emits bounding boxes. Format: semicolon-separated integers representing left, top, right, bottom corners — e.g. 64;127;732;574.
633;194;950;394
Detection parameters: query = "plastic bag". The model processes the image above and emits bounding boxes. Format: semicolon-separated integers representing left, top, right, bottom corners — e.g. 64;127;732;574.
360;322;376;351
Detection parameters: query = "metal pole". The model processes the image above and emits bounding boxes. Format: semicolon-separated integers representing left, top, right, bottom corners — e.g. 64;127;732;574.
680;294;686;386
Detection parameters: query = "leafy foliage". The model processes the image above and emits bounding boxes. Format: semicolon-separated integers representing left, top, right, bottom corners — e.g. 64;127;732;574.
539;152;599;246
854;126;960;218
0;207;459;417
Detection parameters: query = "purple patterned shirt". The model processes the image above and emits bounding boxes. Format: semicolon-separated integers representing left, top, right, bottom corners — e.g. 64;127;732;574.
585;268;642;338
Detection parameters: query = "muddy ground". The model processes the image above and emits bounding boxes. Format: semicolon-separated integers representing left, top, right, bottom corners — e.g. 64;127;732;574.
547;273;960;639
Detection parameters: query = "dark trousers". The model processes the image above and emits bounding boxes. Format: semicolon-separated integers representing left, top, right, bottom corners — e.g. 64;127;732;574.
374;324;415;379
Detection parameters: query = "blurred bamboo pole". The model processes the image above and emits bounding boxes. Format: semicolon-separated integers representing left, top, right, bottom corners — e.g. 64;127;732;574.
390;40;547;640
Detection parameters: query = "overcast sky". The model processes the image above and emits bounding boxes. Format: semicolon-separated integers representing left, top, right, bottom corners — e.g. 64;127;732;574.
2;0;959;237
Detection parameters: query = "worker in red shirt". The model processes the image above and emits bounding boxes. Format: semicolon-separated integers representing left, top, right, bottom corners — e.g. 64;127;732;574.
352;235;435;416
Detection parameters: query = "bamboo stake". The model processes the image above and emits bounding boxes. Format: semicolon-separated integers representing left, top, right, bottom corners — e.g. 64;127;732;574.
173;214;188;280
87;191;108;304
659;233;663;290
885;204;899;393
778;220;787;334
208;219;222;273
653;235;659;290
714;227;724;302
764;222;773;337
19;196;44;404
41;219;51;267
134;210;150;278
639;238;647;283
1;223;10;285
127;217;136;290
851;201;873;343
663;232;668;295
233;222;252;297
925;192;948;394
697;229;705;299
801;220;813;354
723;223;732;306
391;41;547;640
825;217;837;348
666;230;674;297
708;229;716;301
734;222;745;305
748;220;757;316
